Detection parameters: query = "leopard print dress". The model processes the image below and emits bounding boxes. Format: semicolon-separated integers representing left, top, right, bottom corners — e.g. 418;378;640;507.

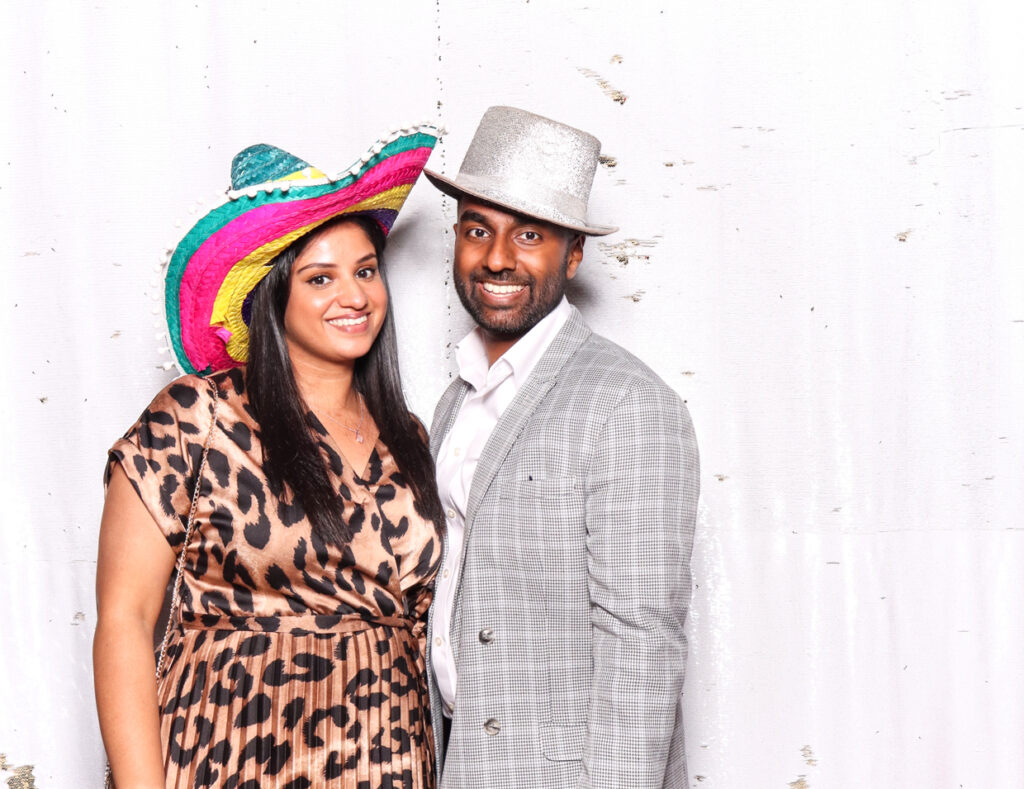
106;369;440;788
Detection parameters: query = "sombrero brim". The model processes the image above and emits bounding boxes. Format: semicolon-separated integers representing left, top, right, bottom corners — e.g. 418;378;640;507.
423;169;618;237
166;127;440;375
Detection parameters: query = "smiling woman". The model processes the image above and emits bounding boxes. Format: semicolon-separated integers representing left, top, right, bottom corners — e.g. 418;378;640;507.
94;133;445;789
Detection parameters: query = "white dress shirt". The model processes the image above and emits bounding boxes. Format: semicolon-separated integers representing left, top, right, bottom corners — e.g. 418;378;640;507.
432;297;573;713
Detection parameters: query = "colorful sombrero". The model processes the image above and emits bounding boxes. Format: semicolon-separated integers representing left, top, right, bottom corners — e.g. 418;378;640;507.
164;125;440;375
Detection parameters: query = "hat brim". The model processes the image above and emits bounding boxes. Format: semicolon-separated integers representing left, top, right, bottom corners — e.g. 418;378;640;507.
424;169;618;237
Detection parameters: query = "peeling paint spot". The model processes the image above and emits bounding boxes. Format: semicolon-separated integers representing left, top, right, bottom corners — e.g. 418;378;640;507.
697;184;719;191
38;397;48;404
625;289;645;303
663;161;674;167
895;229;912;242
695;777;706;783
577;67;628;104
610;54;623;64
598;155;618;168
801;745;817;766
22;251;40;257
598;237;656;267
681;371;696;376
71;611;86;626
714;474;728;482
0;756;37;789
789;777;809;789
111;330;121;339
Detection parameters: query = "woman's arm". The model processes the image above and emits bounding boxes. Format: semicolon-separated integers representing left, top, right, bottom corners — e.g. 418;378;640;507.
94;465;176;789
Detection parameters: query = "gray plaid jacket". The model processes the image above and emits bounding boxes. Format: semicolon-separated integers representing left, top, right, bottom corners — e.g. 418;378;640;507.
426;307;700;789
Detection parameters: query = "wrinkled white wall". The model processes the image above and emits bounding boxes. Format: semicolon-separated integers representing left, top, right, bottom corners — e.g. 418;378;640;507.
2;1;1022;786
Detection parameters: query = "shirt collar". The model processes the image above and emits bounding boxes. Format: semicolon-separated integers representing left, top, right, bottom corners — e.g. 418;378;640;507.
455;297;573;392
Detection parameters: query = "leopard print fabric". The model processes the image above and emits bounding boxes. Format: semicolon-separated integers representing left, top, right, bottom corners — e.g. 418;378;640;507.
106;369;440;788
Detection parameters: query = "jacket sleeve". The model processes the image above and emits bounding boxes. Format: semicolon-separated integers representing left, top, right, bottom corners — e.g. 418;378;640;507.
580;379;700;788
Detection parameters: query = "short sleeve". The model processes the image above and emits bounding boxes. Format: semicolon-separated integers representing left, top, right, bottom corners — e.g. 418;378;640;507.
105;375;216;547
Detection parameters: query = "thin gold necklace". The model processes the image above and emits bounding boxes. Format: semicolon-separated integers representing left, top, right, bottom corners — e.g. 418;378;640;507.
316;395;366;444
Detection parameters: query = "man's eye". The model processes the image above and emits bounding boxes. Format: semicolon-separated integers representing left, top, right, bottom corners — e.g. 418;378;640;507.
468;227;488;238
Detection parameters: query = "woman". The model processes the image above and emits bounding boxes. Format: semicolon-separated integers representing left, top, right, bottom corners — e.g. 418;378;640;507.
95;130;444;788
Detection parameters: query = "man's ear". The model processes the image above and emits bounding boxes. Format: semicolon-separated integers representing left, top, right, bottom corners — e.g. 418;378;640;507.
565;234;585;280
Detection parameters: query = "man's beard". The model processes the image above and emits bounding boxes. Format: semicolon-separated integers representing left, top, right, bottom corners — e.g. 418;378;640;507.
454;253;569;340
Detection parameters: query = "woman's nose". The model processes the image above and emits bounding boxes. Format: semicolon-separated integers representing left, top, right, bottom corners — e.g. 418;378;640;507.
335;276;369;309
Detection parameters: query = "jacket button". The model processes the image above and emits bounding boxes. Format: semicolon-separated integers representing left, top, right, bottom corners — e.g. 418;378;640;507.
483;718;501;736
478;628;494;644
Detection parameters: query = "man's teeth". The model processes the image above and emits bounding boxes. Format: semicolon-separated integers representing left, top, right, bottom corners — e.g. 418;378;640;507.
328;315;368;327
482;283;526;294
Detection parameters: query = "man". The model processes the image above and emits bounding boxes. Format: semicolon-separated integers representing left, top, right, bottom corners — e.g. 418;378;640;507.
423;106;699;789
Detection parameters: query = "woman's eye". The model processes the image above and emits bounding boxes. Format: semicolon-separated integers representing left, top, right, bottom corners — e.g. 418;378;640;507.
308;274;330;286
356;266;378;280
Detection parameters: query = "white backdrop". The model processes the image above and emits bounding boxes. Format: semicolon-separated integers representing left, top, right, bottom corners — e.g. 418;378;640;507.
1;1;1022;786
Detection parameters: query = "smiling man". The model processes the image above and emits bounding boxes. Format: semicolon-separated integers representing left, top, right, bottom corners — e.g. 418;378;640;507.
423;106;700;789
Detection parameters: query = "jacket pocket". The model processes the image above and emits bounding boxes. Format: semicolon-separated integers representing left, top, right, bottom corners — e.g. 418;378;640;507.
540;722;585;762
500;476;578;500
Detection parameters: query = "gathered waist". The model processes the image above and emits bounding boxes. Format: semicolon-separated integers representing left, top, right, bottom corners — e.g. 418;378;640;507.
179;611;415;635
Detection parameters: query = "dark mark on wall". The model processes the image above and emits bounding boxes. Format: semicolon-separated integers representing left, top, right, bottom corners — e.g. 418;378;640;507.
598;155;618;168
38;397;47;404
0;755;38;789
788;777;809;789
577;67;627;104
625;289;645;303
895;229;912;242
598;238;657;267
682;371;696;376
714;474;728;482
802;746;817;767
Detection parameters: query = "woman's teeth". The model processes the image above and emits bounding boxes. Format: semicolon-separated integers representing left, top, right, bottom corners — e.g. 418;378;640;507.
328;315;368;327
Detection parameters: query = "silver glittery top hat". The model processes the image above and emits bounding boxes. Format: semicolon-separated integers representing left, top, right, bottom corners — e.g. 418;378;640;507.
425;106;617;236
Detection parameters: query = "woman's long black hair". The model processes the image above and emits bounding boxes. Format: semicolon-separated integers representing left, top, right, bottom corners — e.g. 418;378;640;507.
246;214;443;545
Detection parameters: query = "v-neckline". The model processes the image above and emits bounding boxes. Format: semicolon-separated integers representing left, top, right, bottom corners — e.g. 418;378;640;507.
310;414;380;479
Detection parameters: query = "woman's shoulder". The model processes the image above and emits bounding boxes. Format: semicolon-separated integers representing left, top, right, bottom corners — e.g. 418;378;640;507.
145;367;246;419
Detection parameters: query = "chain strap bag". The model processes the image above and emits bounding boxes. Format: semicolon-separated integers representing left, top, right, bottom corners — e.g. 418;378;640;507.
103;378;220;788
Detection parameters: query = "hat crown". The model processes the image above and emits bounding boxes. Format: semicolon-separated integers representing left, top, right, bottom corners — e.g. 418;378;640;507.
425;106;615;235
230;144;313;191
458;107;601;214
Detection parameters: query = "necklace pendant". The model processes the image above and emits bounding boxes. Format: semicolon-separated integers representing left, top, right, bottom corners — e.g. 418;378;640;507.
356;433;364;444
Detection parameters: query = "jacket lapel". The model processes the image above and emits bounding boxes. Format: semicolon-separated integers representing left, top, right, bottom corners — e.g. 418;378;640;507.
430;379;470;460
464;307;592;525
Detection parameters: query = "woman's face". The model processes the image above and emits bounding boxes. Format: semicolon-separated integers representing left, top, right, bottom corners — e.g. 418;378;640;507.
283;221;388;373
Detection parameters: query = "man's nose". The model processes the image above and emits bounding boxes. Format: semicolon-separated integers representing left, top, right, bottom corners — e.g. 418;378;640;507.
483;237;516;272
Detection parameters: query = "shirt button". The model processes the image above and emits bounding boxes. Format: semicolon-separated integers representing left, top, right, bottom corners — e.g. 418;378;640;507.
478;628;494;644
434;636;443;647
443;568;451;579
446;508;456;519
483;718;501;736
453;446;462;457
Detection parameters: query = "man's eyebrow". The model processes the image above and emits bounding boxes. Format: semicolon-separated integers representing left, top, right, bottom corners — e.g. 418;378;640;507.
458;209;492;226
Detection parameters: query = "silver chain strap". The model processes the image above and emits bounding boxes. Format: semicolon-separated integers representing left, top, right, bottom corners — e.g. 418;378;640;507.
104;377;220;788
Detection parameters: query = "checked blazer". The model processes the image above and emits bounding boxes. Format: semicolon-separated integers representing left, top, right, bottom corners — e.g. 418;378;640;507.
426;307;700;789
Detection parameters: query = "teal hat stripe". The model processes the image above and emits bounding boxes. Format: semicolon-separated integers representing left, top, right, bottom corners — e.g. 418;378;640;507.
165;131;438;373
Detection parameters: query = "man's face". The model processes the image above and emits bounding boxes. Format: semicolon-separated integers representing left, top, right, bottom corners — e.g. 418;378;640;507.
452;199;583;343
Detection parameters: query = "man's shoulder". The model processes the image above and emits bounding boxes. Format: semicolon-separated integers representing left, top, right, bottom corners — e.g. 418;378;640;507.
564;329;680;400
